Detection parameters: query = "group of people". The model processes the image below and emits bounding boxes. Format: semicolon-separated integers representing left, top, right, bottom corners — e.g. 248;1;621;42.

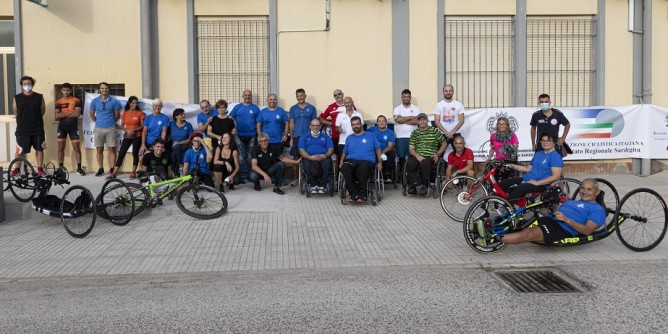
11;76;597;247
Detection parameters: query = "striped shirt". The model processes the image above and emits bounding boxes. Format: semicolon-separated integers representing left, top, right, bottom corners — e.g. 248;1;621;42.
409;126;445;157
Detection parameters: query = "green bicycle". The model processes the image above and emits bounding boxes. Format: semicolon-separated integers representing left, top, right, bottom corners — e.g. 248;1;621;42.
114;170;228;220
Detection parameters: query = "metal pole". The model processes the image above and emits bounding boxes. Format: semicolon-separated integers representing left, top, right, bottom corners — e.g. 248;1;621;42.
392;0;409;108
514;0;527;107
641;0;652;176
140;0;153;99
187;0;196;103
13;0;22;91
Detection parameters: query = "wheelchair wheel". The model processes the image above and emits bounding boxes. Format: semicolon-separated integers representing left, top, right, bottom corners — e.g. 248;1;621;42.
549;178;582;200
614;188;668;252
440;176;488;223
433;159;446;199
176;184;228;219
8;157;37;202
2;174;7;191
463;195;511;253
98;179;135;226
338;173;348;205
124;182;150;217
61;185;96;238
376;169;383;202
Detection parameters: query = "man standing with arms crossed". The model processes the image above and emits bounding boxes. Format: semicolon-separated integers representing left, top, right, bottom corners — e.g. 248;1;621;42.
89;82;122;177
393;88;420;178
54;83;85;175
530;93;571;157
11;75;47;177
433;84;465;151
229;89;260;183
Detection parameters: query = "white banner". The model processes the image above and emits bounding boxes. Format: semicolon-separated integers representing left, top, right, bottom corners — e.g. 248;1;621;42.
457;104;666;161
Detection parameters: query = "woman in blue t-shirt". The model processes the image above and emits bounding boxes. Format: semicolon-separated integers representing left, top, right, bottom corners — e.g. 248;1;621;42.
169;108;194;175
498;132;563;203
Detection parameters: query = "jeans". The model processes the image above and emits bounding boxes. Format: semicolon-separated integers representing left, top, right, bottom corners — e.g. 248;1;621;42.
302;157;333;187
341;159;373;200
249;161;286;188
171;143;190;173
235;136;256;180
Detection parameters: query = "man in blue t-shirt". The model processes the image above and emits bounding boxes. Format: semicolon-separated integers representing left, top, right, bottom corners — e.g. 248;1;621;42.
256;93;289;157
299;118;334;194
183;132;214;187
229;89;260;182
89;82;122;177
490;178;606;245
288;88;317;185
367;115;396;182
196;99;218;137
339;116;383;204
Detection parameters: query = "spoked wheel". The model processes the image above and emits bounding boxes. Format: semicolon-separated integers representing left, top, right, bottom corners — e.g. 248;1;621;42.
8;157;37;202
97;179;135;226
462;196;512;253
124;182;150;217
614;188;668;252
440;176;488;223
549;178;582;201
176;184;228;219
2;173;8;191
61;185;96;238
339;175;348;205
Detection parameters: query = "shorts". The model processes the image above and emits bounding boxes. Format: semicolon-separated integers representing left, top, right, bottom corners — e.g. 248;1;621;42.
57;122;80;141
16;134;46;154
94;127;118;148
537;216;573;243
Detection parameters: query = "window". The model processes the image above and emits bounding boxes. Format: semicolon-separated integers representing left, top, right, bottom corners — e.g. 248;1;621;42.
526;17;595;107
197;17;269;104
0;20;14;115
53;83;126;108
445;17;514;109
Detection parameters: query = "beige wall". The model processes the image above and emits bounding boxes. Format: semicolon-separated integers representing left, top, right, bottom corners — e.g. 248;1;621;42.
409;1;439;109
526;0;597;15
157;0;188;103
445;0;516;15
652;0;668;106
0;0;12;17
604;2;634;105
195;0;268;16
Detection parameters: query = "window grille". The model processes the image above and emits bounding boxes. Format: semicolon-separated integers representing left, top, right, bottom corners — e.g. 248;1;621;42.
445;17;514;109
526;17;595;107
197;17;269;104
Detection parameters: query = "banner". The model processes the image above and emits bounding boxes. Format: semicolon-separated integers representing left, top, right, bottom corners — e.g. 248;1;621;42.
458;105;667;161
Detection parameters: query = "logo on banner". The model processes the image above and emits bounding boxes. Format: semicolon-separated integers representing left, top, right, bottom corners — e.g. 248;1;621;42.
485;111;519;133
571;108;625;139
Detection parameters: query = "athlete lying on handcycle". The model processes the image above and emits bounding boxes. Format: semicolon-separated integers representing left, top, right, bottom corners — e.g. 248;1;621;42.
486;178;605;245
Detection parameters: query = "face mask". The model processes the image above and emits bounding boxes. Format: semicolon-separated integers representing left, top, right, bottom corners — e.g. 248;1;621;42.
539;102;550;111
23;85;32;93
311;130;320;136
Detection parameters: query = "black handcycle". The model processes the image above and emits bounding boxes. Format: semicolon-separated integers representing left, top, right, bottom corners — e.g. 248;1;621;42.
462;179;666;253
6;158;135;237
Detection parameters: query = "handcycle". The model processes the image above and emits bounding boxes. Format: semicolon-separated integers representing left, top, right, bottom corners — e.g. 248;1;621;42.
462;180;667;253
6;158;135;237
439;159;619;223
114;168;228;219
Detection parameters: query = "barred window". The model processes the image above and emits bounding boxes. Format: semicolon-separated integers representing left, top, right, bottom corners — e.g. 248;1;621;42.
526;17;595;107
445;17;514;109
197;17;269;104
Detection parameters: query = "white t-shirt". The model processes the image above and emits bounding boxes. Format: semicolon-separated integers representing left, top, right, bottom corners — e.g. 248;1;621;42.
433;99;464;133
393;104;421;138
335;108;364;145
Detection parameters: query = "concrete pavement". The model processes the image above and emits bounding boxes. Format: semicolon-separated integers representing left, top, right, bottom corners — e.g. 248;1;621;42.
1;171;667;279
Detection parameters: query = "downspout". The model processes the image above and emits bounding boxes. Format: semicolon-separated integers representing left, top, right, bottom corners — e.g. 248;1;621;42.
13;0;22;92
629;0;651;175
641;0;651;176
140;0;153;98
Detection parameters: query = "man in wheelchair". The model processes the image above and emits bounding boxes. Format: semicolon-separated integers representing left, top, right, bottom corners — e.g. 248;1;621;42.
367;115;396;183
406;113;447;195
299;119;334;194
494;179;606;245
339;116;383;204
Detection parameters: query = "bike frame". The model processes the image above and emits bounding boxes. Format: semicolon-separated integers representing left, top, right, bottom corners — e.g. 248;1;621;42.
144;174;194;201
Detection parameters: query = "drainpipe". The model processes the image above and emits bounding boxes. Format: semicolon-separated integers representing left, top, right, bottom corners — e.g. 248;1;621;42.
640;0;652;176
13;0;22;91
140;0;153;98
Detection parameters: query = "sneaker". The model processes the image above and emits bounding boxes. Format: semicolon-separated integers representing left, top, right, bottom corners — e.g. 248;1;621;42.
385;178;393;183
407;187;417;195
129;172;137;179
254;182;262;191
290;177;298;186
317;187;325;194
106;172;114;180
9;168;20;177
228;183;235;191
168;192;175;200
76;168;86;176
348;197;356;204
157;198;163;205
357;197;367;204
95;168;105;177
418;185;428;196
37;167;47;177
273;187;285;195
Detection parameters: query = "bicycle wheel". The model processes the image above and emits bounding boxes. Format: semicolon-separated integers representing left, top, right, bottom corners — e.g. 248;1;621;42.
440;176;488;223
61;185;96;238
462;195;512;253
176;184;228;219
98;179;135;226
8;157;36;202
614;188;668;252
123;182;150;216
549;178;582;200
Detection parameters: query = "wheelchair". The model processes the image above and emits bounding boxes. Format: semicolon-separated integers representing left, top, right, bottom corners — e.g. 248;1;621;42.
298;159;335;197
337;166;384;206
401;155;446;198
379;151;400;189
